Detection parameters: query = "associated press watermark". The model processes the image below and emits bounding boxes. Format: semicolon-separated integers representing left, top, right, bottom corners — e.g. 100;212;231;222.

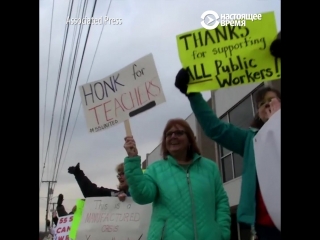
66;16;122;25
201;10;262;30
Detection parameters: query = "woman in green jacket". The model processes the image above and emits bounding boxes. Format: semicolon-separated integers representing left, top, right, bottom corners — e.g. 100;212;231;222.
175;69;281;240
123;118;231;240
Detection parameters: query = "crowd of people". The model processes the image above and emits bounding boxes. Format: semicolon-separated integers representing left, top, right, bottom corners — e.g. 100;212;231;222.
39;162;130;240
39;194;76;240
40;32;281;240
123;32;280;240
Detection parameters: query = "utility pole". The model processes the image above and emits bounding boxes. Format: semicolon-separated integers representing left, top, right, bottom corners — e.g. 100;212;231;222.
42;180;57;232
50;202;56;227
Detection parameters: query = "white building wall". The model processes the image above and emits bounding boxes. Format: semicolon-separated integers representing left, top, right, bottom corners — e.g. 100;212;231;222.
215;83;260;117
186;113;197;136
147;113;198;166
223;177;242;207
147;143;161;166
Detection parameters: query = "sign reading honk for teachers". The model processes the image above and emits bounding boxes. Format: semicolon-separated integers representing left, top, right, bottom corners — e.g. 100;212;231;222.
79;54;166;133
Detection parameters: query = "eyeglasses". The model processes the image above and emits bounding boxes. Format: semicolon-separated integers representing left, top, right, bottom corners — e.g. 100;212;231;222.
257;97;279;109
165;130;185;138
117;172;124;178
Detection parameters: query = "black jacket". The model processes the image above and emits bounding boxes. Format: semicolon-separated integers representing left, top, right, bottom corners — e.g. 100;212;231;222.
74;169;120;197
52;216;58;226
56;205;74;218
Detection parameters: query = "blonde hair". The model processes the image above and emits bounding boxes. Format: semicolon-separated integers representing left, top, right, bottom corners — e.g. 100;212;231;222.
116;162;128;192
116;163;124;173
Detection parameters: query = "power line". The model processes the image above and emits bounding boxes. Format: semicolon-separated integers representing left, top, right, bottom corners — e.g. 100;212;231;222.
50;0;92;193
42;0;114;195
40;0;75;189
52;0;88;184
52;0;83;181
50;0;89;191
52;0;99;188
58;0;113;178
49;0;76;183
40;0;55;192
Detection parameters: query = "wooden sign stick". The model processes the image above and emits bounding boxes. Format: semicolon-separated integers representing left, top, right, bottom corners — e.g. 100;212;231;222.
124;119;134;152
124;119;132;136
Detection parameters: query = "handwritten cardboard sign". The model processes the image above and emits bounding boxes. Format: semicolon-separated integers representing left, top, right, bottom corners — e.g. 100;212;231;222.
79;53;166;133
55;215;73;240
76;197;152;240
253;109;281;230
176;11;280;93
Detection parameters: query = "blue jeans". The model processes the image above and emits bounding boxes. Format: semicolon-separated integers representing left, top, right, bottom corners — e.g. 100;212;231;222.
256;225;281;240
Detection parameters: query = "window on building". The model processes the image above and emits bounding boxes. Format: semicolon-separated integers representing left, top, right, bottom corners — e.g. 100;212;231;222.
219;84;263;183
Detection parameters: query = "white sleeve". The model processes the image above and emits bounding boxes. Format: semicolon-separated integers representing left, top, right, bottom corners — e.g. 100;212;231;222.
50;227;55;235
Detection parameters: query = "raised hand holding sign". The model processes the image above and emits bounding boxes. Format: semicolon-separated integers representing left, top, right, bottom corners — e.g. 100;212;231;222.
270;31;281;58
124;136;138;157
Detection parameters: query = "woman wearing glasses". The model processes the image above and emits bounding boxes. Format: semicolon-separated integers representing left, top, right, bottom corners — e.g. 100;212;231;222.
116;163;131;201
175;67;281;240
123;118;230;240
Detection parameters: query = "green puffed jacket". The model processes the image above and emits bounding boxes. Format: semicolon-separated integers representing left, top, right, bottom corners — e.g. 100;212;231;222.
124;153;231;240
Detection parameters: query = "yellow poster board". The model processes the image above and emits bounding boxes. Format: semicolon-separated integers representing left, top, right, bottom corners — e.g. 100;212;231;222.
176;11;280;93
69;199;85;240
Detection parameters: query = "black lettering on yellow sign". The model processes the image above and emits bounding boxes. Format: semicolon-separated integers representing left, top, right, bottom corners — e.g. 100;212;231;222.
187;54;281;88
186;64;212;82
179;26;250;51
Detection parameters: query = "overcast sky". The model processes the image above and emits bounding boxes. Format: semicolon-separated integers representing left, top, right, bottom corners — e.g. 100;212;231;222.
39;0;280;231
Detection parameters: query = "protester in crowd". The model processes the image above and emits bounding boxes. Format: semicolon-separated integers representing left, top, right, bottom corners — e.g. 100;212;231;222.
270;31;281;58
123;118;230;240
48;218;55;238
56;194;77;217
116;163;131;201
68;162;130;201
175;70;281;240
52;210;58;226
